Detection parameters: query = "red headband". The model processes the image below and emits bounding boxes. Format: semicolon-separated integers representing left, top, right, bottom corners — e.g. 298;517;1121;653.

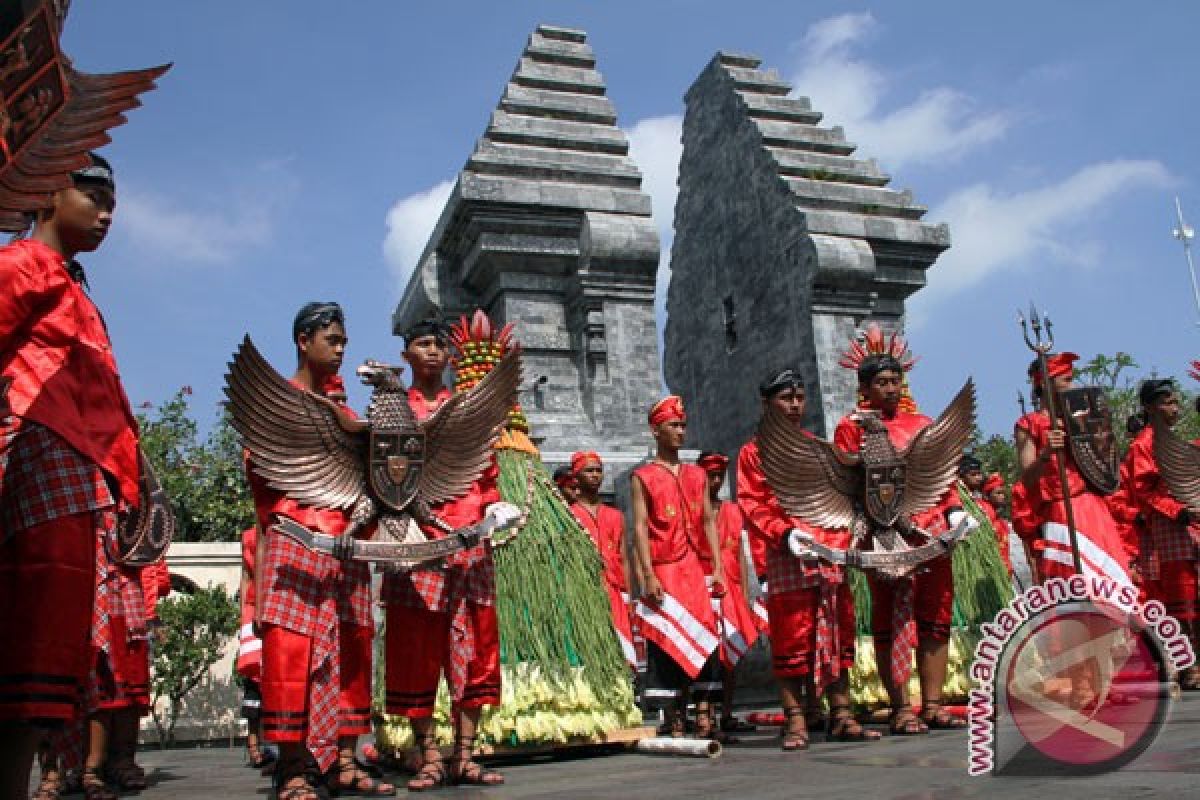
1031;352;1078;389
570;451;601;475
982;473;1005;494
697;453;729;474
554;471;578;489
648;395;686;426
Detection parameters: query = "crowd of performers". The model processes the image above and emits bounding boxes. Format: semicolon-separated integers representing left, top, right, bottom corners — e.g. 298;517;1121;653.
2;151;1200;800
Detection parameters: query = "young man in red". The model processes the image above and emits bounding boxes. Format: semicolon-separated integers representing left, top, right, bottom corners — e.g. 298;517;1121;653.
1014;353;1132;585
630;396;726;739
696;451;761;735
981;473;1015;576
248;303;392;799
1123;378;1200;689
382;316;504;791
0;154;145;797
236;525;276;770
568;451;637;668
833;352;964;735
553;466;581;506
738;368;877;749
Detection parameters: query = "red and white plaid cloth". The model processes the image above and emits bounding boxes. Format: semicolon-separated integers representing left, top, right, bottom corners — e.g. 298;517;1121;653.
0;419;115;541
1140;514;1200;581
382;546;496;705
765;541;845;594
259;527;372;771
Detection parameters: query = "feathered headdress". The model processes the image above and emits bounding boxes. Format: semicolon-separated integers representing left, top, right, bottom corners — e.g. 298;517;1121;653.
837;322;919;413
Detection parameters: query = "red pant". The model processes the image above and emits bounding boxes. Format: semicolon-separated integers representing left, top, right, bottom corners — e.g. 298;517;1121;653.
1144;560;1198;625
767;585;855;679
260;623;373;743
868;555;954;643
385;602;500;717
0;513;94;724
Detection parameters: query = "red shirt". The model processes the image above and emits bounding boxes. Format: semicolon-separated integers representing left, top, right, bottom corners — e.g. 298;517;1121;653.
632;461;706;565
0;239;140;504
1125;425;1188;523
240;525;257;623
713;500;747;588
570;501;627;592
1014;411;1089;503
139;559;171;621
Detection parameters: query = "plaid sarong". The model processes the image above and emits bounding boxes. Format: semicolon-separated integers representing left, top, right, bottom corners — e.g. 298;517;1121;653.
1140;514;1200;581
0;419;114;542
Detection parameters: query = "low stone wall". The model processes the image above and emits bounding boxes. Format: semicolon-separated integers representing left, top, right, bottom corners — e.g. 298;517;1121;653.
140;542;244;746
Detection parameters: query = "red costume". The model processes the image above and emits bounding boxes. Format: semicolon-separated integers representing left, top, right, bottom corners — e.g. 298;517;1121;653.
834;409;956;688
737;439;855;688
0;239;141;726
1124;425;1198;625
1015;411;1131;585
980;473;1014;575
382;386;502;718
236;526;263;681
247;390;374;772
568;450;636;669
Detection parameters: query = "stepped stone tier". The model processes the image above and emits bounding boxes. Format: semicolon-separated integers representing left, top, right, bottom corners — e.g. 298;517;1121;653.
664;52;950;455
392;24;662;469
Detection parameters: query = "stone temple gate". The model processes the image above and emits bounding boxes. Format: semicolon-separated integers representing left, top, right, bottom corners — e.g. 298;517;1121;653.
392;24;662;471
663;53;950;458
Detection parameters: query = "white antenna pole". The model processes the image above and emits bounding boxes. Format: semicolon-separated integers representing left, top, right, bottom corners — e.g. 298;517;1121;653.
1173;196;1200;325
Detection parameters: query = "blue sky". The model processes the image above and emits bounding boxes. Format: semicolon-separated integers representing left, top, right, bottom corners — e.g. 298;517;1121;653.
64;1;1200;437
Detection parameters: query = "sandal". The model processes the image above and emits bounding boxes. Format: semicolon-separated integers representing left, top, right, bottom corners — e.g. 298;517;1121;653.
406;734;447;793
326;755;396;797
919;701;965;730
32;769;64;800
247;739;279;769
888;706;928;736
105;758;148;791
780;707;809;752
694;712;737;745
81;768;118;800
719;714;757;733
448;736;503;787
657;709;686;739
273;757;328;800
826;705;881;743
804;708;828;732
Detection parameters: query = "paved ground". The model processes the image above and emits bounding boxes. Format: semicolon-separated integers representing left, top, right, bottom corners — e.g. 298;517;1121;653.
32;695;1200;799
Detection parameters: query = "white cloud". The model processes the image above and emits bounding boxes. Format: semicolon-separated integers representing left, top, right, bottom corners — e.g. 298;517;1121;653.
626;114;684;312
382;179;454;289
790;12;1010;169
116;164;293;265
915;159;1172;307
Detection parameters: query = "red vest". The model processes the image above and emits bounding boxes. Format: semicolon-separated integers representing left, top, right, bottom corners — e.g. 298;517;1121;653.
633;462;706;565
571;501;627;592
0;239;140;503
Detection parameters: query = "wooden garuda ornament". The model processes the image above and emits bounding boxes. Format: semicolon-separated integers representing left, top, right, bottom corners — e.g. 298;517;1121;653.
224;337;523;567
0;1;169;230
757;380;977;580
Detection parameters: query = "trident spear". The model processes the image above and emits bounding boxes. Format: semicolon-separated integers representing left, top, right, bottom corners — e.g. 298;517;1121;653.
1019;304;1084;575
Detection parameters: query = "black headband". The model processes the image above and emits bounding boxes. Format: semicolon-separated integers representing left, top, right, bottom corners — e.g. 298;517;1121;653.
959;454;982;475
759;367;805;398
403;316;449;346
1138;378;1176;407
292;301;344;342
71;152;114;190
857;354;904;385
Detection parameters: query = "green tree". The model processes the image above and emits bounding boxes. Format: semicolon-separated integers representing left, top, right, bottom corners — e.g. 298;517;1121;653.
149;585;239;748
137;389;254;542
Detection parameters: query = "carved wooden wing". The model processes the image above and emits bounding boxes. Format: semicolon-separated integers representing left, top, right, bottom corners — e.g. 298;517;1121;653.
0;2;170;230
757;404;861;529
418;348;521;506
898;379;977;518
1152;419;1200;514
223;335;366;510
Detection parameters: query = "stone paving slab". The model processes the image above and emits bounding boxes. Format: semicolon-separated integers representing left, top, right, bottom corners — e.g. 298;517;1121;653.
36;696;1200;799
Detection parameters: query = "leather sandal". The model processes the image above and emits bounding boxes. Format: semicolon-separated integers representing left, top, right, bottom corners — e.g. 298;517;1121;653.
32;769;64;800
449;736;503;787
273;757;328;800
888;706;928;736
919;701;965;730
81;768;118;800
780;707;809;752
326;755;396;797
105;758;148;790
406;734;447;793
826;705;881;742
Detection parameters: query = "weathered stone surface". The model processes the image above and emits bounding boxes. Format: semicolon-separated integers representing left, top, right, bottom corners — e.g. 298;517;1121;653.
664;52;950;465
393;25;662;457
